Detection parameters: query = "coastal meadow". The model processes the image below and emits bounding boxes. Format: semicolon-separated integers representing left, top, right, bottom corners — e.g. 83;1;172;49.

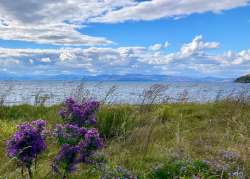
0;96;250;178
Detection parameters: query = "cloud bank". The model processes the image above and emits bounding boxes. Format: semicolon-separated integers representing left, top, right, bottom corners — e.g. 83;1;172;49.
0;0;135;46
1;36;250;77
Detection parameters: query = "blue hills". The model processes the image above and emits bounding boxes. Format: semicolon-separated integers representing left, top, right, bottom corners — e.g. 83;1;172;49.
0;72;233;82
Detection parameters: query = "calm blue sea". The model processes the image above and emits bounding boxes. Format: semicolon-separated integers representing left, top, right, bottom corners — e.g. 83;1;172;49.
1;81;250;105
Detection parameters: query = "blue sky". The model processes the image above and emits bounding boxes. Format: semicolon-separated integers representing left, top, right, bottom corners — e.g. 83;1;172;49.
83;6;250;52
0;0;250;78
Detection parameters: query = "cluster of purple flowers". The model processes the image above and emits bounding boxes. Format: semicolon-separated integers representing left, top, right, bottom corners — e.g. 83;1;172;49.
80;128;103;151
6;120;47;170
6;98;103;178
31;119;47;138
59;98;100;127
52;144;80;175
53;98;103;177
79;128;103;163
53;124;86;145
52;128;103;176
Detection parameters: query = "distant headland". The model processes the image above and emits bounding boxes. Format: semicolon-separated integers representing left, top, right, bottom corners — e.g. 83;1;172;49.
235;74;250;83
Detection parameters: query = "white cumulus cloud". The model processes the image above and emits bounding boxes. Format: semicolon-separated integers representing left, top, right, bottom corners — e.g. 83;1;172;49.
0;0;135;46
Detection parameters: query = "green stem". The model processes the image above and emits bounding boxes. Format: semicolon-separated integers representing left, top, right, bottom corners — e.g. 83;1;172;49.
28;167;32;179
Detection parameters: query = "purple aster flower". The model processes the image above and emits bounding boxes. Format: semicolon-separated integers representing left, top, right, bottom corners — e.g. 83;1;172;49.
84;128;103;150
31;119;47;139
59;98;100;127
31;119;46;131
6;121;47;170
53;124;86;145
52;144;80;177
78;128;103;162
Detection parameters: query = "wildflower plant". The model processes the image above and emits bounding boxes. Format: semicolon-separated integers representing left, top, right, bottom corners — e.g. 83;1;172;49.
52;127;103;176
53;98;104;178
6;120;47;178
59;98;100;127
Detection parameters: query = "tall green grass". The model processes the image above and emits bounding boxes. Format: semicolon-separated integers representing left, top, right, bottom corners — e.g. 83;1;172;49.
0;100;250;178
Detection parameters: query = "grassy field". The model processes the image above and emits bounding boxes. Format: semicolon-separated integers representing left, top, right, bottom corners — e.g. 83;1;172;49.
0;99;250;178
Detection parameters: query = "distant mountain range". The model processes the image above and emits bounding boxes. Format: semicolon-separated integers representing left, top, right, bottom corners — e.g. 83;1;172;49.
0;72;234;82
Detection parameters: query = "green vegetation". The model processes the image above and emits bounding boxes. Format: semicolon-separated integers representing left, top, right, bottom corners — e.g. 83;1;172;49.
1;100;250;178
235;74;250;83
149;160;217;178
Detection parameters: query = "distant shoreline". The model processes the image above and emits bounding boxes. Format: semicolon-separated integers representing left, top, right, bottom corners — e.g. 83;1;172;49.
0;79;235;83
0;74;234;82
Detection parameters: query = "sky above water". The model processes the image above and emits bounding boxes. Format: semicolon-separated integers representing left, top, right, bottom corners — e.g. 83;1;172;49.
0;0;250;78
